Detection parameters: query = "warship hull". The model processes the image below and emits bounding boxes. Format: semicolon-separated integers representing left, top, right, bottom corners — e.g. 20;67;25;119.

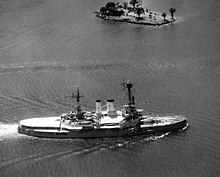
18;117;188;139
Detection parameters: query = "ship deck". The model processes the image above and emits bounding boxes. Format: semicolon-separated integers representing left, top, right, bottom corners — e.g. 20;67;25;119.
19;117;61;128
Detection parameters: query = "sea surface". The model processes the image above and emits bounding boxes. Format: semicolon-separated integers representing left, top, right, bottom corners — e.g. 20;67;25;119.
0;0;220;176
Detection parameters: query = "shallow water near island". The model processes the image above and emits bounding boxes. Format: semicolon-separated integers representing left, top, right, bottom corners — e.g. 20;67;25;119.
0;0;220;177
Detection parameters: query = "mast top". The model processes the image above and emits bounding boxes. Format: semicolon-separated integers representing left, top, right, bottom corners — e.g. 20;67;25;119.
72;87;83;104
122;80;135;107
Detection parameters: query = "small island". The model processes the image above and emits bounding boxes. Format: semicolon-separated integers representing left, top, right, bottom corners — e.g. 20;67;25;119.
94;0;177;26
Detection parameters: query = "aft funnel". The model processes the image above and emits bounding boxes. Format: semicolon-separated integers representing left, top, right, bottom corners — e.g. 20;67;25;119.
107;99;117;116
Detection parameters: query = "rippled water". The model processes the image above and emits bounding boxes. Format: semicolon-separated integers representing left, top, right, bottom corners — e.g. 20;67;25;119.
0;0;220;177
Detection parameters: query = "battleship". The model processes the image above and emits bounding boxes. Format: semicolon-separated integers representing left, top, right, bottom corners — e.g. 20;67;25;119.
18;81;188;138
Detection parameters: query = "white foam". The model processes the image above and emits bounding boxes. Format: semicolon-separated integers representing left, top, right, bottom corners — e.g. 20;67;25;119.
0;123;18;137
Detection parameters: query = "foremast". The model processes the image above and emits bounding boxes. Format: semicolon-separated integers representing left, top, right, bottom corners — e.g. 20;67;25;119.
63;87;85;120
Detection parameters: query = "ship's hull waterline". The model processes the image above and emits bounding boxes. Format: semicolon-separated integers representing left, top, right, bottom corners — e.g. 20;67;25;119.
18;117;188;139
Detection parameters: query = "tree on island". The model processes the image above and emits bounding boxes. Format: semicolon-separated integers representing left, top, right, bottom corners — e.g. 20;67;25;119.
129;0;142;8
105;2;116;9
162;12;167;20
99;2;124;17
123;2;128;9
100;7;107;16
169;8;176;19
135;7;145;20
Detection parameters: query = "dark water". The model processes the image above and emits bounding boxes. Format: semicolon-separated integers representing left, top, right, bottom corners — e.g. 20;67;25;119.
0;0;220;176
